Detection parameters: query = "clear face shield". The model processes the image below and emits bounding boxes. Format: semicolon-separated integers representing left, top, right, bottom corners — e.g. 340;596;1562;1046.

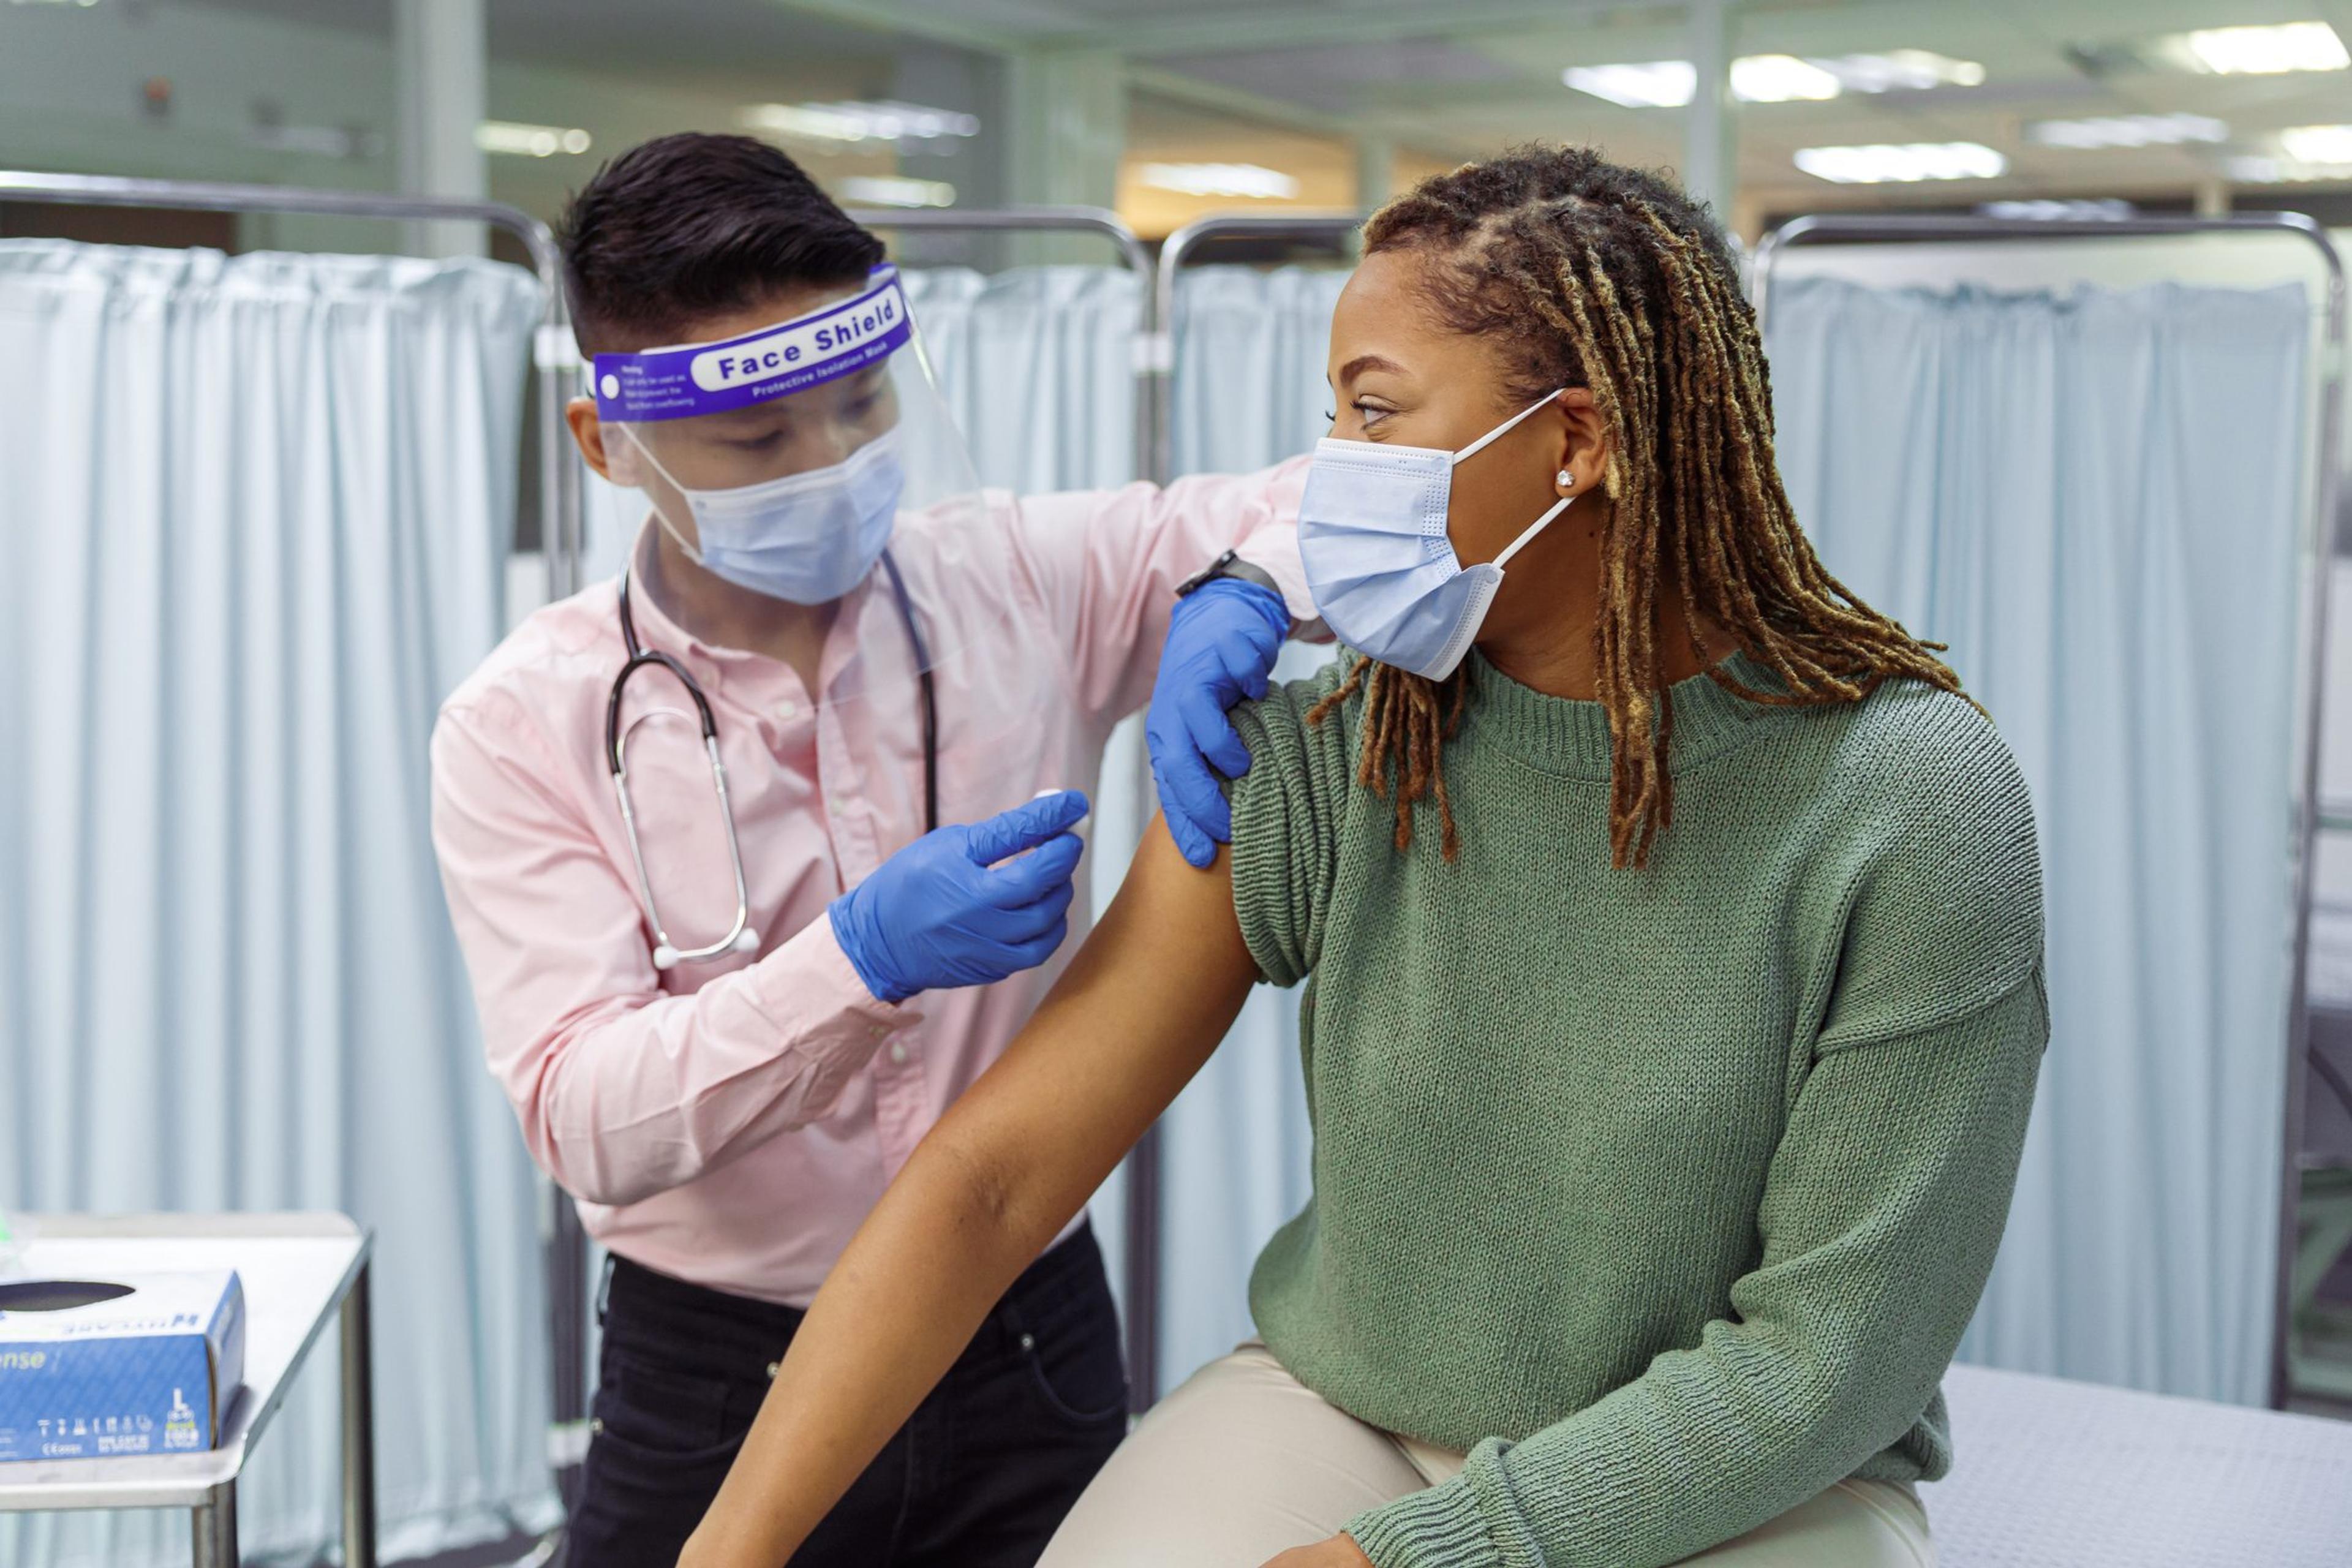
588;267;1065;965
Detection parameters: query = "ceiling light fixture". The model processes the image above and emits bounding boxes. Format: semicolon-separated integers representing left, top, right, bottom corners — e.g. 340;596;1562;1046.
475;121;592;158
2027;111;2229;149
2280;123;2352;163
1732;55;1843;102
2158;20;2348;75
1137;162;1302;200
838;175;956;209
739;100;981;147
1794;141;2007;183
1561;61;1699;107
1821;49;1986;91
1564;48;1984;107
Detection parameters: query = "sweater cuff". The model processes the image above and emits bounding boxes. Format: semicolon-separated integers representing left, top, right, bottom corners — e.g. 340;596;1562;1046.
1346;1474;1495;1568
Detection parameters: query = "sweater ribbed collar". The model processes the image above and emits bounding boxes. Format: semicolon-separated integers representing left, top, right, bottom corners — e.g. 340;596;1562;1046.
1458;648;1790;780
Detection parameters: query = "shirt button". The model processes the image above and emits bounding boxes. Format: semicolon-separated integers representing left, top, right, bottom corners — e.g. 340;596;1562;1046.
778;699;797;718
764;1361;780;1379
889;1041;908;1065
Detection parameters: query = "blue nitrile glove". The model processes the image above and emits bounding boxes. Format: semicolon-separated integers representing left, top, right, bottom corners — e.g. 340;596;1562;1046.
827;790;1091;1005
1148;577;1289;869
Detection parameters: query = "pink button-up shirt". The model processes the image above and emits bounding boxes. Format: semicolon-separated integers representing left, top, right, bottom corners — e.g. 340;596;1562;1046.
431;464;1309;1306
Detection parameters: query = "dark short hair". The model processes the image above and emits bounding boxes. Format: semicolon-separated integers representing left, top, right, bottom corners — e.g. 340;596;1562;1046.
558;132;884;353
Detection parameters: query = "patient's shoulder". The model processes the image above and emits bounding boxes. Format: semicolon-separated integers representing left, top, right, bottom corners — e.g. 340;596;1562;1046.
1229;652;1363;812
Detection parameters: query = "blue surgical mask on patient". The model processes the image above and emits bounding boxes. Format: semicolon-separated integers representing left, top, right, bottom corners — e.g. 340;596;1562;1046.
1298;390;1574;680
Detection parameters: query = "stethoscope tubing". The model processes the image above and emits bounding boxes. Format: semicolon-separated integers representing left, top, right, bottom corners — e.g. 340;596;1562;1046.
609;557;938;969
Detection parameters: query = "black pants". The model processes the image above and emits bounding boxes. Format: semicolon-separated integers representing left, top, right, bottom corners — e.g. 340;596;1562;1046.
564;1225;1128;1568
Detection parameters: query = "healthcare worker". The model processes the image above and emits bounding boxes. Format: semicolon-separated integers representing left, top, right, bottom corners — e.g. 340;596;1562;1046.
428;132;1308;1568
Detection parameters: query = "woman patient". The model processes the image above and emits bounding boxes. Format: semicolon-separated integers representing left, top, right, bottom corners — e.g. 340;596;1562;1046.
682;146;2046;1568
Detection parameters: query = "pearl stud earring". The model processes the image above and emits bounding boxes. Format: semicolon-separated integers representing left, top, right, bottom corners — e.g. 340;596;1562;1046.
1557;469;1574;489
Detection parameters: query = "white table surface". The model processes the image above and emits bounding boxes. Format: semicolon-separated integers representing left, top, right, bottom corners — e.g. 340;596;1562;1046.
0;1213;369;1511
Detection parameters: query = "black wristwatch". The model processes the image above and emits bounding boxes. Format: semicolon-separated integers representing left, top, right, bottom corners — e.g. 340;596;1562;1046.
1174;547;1283;600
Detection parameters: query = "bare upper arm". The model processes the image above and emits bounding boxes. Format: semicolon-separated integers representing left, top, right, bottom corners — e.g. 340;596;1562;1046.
932;815;1259;1233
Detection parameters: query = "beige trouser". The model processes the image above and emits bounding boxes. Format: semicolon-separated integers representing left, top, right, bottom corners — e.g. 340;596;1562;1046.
1039;1345;1935;1568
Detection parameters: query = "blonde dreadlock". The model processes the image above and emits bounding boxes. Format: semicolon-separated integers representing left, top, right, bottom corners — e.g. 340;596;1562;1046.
1309;146;1966;869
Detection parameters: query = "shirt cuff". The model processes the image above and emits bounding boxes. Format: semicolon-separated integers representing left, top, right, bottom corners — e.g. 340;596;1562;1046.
1346;1474;1495;1568
747;916;921;1063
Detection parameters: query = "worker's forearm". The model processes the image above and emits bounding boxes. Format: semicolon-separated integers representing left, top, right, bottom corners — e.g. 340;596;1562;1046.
683;1133;1053;1566
516;921;907;1205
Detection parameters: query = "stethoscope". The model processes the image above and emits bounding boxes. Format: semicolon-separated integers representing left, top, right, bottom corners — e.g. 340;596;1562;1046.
608;554;938;970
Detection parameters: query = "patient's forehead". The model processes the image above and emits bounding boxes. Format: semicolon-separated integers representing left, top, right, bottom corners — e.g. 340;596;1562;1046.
1329;247;1511;388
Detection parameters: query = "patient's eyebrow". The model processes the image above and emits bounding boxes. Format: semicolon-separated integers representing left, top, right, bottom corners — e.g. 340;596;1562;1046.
1335;353;1406;385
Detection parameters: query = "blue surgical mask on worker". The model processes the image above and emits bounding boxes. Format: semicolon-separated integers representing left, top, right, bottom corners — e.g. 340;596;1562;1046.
647;426;906;605
1298;390;1574;680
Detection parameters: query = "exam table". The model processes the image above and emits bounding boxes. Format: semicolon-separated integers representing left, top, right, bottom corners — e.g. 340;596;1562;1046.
1928;1362;2352;1566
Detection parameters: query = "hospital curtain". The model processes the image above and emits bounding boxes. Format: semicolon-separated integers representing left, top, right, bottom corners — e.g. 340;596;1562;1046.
1765;274;2312;1406
1156;266;1349;1392
0;241;554;1565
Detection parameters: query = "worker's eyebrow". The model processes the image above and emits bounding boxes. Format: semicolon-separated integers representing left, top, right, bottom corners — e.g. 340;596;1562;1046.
1333;353;1407;385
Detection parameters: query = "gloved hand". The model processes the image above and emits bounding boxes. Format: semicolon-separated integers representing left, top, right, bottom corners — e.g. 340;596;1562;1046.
827;790;1090;1005
1148;577;1289;868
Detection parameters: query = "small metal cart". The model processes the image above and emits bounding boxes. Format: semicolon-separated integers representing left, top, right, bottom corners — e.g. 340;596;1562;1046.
0;1213;375;1567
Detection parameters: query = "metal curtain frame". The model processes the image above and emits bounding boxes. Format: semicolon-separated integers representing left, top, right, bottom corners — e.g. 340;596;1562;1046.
1152;211;1365;487
0;170;582;611
1751;211;2350;1414
1130;209;1367;1405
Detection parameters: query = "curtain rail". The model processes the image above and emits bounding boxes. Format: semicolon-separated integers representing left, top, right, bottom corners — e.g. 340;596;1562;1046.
0;171;583;609
1751;211;2350;1415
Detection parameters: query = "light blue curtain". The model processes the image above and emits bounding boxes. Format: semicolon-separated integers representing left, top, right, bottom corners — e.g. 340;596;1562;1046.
1156;266;1349;1392
0;242;555;1565
1765;274;2313;1406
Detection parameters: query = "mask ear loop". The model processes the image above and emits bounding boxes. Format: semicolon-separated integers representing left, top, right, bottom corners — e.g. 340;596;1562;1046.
1492;492;1576;571
1450;388;1570;465
1449;388;1579;571
612;423;711;568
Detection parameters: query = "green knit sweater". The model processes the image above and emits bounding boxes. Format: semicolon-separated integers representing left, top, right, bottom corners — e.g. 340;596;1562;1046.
1226;650;2047;1568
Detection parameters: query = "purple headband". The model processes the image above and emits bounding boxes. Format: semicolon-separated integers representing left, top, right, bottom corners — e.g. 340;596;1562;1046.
592;265;913;424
